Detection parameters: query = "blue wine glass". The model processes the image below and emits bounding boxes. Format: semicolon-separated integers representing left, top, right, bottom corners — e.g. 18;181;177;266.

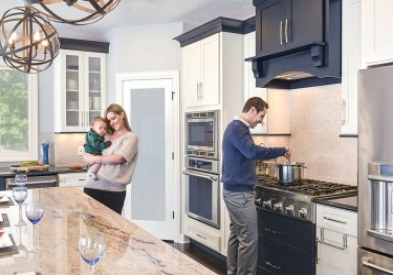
25;201;44;252
79;232;106;274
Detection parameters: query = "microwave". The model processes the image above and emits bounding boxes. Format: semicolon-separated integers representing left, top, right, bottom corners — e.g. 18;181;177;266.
185;110;219;159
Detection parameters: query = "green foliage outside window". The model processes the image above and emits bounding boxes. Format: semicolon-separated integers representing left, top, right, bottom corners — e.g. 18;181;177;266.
0;69;28;152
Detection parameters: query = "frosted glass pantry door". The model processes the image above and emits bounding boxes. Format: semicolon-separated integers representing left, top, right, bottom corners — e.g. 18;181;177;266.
122;77;175;240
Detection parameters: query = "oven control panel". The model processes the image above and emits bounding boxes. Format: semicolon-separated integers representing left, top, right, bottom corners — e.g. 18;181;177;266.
255;191;313;222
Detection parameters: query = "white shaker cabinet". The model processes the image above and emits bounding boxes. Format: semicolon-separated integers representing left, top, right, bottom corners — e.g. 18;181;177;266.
58;172;87;190
53;50;107;132
243;31;290;135
363;0;393;66
341;0;362;135
182;33;220;108
316;204;357;275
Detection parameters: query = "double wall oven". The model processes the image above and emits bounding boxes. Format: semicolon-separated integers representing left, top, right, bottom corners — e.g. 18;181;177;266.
255;176;357;275
183;110;220;228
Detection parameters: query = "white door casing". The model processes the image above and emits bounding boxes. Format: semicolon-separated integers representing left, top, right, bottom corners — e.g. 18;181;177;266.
116;71;179;241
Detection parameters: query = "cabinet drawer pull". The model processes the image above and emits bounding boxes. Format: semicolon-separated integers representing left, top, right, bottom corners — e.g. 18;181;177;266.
196;233;206;240
323;216;347;224
266;261;281;270
342;99;347;125
264;227;282;235
362;261;393;274
317;228;347;250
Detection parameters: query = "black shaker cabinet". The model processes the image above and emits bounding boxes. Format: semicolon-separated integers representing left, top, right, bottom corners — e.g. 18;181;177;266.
255;0;324;58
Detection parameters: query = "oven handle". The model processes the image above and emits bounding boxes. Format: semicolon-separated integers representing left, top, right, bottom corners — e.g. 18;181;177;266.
316;228;347;250
362;261;393;274
182;170;218;181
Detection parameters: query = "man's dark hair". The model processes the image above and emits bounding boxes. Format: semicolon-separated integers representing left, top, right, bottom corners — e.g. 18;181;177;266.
242;97;269;113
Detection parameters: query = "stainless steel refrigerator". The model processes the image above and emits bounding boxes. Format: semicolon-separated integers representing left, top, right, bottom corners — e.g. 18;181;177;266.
358;65;393;274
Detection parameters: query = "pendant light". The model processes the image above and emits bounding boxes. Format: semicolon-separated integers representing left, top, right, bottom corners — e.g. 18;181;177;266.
0;6;60;73
24;0;121;25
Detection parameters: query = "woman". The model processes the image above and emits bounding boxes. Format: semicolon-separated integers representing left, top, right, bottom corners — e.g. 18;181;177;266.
83;103;138;214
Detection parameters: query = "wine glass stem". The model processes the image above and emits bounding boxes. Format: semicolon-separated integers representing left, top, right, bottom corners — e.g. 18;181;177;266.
90;264;95;275
18;204;22;224
33;225;37;249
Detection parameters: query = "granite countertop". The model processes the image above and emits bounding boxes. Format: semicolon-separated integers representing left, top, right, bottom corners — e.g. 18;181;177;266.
0;165;87;177
0;187;215;274
312;194;358;212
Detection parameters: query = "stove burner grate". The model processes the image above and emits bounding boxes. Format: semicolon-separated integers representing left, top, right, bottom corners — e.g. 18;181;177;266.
257;176;357;196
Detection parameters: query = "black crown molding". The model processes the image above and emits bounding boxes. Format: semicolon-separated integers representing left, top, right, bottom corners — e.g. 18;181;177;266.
174;16;256;47
60;38;110;53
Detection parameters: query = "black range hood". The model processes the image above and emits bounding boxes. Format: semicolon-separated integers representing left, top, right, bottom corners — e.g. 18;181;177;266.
248;0;341;89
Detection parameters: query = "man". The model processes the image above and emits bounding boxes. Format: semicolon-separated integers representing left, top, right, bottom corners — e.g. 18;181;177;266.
222;97;290;275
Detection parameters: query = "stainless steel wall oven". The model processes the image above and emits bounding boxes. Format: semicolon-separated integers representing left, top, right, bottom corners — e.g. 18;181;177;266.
185;110;219;159
183;156;220;228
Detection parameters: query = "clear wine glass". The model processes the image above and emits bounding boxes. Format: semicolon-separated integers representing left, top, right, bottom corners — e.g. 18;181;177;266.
14;225;28;262
79;232;106;275
25;201;44;252
12;187;27;227
15;174;27;187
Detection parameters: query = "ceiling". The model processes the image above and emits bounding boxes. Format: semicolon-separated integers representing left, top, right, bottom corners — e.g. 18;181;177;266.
0;0;255;40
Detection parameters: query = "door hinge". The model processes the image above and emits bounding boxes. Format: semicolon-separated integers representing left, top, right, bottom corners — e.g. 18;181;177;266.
173;211;175;219
171;91;175;100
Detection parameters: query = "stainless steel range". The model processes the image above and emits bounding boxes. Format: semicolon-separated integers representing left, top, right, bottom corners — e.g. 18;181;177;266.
255;176;358;222
254;176;357;275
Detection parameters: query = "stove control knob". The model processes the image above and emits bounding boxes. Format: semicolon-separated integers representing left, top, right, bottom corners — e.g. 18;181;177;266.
255;198;262;206
262;199;272;209
273;202;283;212
285;205;294;215
299;208;307;219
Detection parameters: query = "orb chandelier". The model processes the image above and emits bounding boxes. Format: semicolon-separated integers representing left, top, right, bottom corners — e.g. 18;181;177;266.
24;0;121;25
0;6;60;73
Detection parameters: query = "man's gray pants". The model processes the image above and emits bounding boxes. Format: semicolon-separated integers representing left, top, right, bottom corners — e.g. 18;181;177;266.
223;189;258;275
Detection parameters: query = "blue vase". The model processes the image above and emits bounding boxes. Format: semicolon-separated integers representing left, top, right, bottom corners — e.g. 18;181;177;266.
42;142;49;165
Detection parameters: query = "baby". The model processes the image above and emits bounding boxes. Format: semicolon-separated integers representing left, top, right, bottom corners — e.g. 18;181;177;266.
84;116;112;180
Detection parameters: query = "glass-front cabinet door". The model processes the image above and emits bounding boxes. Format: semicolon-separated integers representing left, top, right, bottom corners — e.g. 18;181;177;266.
65;53;83;129
86;53;106;127
54;50;107;132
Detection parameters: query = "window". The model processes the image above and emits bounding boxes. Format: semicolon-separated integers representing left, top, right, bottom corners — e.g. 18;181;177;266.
0;62;38;162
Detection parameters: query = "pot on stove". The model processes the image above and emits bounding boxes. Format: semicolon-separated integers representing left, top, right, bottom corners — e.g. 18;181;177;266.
277;162;306;183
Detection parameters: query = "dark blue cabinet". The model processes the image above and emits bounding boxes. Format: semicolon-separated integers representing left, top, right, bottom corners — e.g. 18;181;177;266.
255;0;324;58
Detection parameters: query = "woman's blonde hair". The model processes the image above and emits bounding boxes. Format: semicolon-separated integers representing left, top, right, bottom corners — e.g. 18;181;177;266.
104;103;132;134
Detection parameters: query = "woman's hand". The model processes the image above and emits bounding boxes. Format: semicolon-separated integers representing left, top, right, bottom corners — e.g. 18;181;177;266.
83;153;98;165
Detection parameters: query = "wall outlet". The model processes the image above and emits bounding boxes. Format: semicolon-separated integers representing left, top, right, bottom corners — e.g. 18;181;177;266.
78;146;84;156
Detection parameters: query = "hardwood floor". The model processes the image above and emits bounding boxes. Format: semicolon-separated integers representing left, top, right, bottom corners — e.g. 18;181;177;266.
167;240;227;274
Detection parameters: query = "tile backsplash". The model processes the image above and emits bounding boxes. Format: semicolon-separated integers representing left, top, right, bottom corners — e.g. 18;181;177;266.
53;133;85;166
253;84;357;186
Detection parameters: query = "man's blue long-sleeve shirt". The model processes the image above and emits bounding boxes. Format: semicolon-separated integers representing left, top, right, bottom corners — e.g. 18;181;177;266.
221;119;286;192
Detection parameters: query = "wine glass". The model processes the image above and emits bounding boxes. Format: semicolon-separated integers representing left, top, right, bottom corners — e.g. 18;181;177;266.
12;187;27;227
79;231;106;274
15;174;27;187
25;201;44;252
14;225;28;262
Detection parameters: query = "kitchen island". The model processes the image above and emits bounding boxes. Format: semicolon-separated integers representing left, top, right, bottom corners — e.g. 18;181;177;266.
0;187;216;274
